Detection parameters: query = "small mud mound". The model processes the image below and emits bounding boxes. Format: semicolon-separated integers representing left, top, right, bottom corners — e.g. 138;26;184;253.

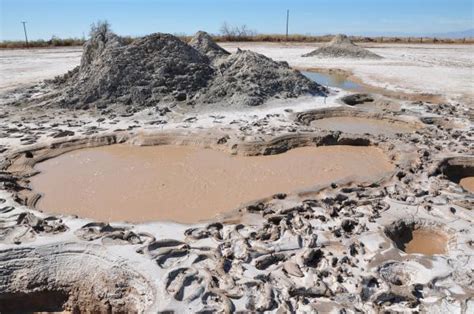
302;34;382;59
50;30;324;109
437;157;474;192
385;221;448;255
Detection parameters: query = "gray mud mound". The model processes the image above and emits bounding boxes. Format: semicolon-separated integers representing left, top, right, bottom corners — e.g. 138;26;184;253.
206;50;318;106
302;34;382;59
51;31;325;109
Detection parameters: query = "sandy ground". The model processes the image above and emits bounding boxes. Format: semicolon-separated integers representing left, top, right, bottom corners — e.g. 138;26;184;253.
1;43;472;104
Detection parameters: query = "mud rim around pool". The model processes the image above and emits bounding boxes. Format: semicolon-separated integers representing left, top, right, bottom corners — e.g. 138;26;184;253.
2;130;405;223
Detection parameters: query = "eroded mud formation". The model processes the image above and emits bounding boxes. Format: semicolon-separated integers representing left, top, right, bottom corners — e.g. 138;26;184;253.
303;34;383;59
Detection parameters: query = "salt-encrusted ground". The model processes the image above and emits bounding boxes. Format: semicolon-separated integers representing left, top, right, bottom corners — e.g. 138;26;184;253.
0;42;472;312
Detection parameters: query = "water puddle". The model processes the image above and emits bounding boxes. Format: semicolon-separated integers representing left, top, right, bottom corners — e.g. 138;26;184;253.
311;116;416;137
302;71;365;91
459;177;474;193
404;229;447;255
29;145;394;223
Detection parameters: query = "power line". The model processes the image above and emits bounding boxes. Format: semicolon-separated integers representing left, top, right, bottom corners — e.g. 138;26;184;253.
21;21;29;48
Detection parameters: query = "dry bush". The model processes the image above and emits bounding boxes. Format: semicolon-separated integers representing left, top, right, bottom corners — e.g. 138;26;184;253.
219;22;257;41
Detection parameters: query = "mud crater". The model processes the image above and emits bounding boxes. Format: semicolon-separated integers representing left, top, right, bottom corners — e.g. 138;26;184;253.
437;157;474;193
385;220;450;255
0;243;154;313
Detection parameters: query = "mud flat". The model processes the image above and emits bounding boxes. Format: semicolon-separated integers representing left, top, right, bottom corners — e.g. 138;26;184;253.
29;144;394;223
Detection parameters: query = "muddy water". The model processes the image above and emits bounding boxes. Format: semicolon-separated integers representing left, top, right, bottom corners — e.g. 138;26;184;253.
311;117;416;137
302;71;364;91
404;230;447;255
30;145;394;223
459;177;474;193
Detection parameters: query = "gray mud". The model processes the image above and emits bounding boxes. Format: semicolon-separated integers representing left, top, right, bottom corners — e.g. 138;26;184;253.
37;30;326;109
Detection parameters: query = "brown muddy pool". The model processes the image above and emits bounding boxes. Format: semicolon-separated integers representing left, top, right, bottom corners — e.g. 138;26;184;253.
29;145;394;223
459;177;474;193
404;229;448;255
311;117;417;137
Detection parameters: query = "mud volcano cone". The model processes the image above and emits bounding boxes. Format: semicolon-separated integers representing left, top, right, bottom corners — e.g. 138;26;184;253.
50;30;326;109
302;34;382;59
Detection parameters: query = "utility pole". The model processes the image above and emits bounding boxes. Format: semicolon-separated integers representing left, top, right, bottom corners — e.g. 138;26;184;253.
286;9;290;41
21;21;29;48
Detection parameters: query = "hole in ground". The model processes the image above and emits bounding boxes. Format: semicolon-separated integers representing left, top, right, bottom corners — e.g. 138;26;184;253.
439;158;474;193
385;221;448;255
0;290;68;312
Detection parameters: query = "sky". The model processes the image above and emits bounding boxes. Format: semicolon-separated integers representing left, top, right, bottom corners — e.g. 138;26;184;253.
1;0;473;40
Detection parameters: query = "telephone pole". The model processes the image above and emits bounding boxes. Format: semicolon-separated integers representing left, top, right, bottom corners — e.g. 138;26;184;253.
286;10;290;41
21;21;29;48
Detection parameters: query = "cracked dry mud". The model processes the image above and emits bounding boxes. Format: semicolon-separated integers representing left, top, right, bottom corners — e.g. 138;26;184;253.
0;31;473;313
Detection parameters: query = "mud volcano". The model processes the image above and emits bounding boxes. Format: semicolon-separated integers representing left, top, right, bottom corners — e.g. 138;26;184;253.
385;221;448;255
29;144;394;223
49;30;325;109
302;34;382;59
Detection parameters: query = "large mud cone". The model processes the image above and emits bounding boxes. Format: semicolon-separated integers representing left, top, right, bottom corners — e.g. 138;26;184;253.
56;32;214;108
303;34;382;59
51;30;325;109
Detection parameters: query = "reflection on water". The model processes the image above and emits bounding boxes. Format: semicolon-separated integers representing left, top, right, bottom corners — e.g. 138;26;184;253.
302;71;364;91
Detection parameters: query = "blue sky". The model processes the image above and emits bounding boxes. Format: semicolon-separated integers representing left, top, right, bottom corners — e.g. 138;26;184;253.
1;0;473;40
